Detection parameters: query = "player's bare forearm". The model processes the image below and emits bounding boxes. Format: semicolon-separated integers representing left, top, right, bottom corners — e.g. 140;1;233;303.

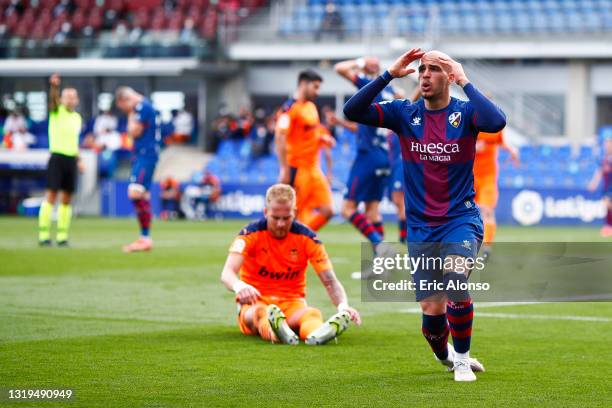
48;81;60;112
334;59;359;82
318;270;348;307
220;253;244;292
324;147;333;178
337;116;358;132
275;129;291;183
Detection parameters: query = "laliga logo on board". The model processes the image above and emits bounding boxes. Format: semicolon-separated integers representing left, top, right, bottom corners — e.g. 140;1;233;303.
449;112;462;128
512;190;544;226
512;190;605;225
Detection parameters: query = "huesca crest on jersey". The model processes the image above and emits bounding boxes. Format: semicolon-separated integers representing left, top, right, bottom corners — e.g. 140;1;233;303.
449;112;462;128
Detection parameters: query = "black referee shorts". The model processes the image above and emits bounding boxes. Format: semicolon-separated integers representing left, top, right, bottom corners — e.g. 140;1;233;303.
47;153;77;193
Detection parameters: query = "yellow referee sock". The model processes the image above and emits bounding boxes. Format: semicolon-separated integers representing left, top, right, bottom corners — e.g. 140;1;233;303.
57;204;72;243
38;201;53;242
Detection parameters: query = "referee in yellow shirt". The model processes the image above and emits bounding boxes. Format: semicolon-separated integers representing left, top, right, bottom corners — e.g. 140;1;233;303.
38;74;82;246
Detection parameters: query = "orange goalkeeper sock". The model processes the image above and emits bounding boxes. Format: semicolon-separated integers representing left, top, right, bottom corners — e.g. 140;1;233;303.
484;222;497;245
298;308;324;340
252;305;277;342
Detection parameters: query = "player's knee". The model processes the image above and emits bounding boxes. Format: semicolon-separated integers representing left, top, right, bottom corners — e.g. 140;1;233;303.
340;202;355;219
45;189;58;203
365;206;380;221
420;300;446;315
300;307;323;322
252;304;268;324
298;307;324;339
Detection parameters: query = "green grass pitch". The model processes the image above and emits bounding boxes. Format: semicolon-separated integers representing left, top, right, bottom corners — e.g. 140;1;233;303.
1;217;611;407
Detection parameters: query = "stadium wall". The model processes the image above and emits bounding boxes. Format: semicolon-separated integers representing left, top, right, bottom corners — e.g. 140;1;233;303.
100;181;607;227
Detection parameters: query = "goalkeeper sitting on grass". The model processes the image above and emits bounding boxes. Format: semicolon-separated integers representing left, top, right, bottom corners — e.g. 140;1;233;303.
221;184;361;345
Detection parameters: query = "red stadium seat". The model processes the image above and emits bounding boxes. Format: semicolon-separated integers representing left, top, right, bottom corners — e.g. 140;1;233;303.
74;0;92;9
14;24;30;39
132;9;150;29
4;12;19;32
72;9;87;31
87;8;104;30
166;11;184;31
107;0;126;12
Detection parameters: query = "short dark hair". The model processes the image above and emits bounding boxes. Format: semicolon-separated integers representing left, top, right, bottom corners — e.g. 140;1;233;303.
298;69;323;84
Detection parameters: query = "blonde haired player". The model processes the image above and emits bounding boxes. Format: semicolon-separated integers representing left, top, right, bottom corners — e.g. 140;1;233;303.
221;184;361;344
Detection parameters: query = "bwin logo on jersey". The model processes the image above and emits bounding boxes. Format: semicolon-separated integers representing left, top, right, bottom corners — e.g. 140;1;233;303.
449;112;462;128
411;116;422;126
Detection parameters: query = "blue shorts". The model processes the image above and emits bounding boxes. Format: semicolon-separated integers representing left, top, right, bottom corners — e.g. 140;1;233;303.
344;153;390;203
130;159;157;191
387;161;404;198
407;213;484;301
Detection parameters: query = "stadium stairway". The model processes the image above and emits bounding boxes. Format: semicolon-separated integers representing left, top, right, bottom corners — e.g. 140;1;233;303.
155;145;212;182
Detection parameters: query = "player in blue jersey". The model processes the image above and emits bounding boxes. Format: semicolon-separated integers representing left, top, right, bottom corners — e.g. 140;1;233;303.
588;136;612;237
344;49;506;381
115;87;161;253
334;56;406;248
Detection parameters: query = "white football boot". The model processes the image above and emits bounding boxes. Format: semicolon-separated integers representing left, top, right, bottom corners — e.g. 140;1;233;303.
453;358;477;382
267;305;299;345
305;311;351;345
435;346;485;373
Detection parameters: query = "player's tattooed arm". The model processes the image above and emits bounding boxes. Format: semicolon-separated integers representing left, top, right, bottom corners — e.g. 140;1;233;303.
318;270;362;325
48;73;61;112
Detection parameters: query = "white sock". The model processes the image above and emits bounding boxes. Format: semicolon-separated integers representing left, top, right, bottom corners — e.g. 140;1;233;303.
455;351;470;361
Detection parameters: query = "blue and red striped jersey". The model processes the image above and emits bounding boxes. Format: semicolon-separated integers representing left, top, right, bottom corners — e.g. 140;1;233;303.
374;97;483;225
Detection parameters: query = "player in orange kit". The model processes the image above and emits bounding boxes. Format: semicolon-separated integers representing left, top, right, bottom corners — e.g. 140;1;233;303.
275;70;336;231
474;129;519;260
220;184;361;345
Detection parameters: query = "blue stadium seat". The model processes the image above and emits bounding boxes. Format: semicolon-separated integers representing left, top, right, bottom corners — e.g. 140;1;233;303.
583;13;602;32
531;12;549;33
566;12;584;32
410;14;428;33
514;12;532;34
496;13;514;33
548;12;566;32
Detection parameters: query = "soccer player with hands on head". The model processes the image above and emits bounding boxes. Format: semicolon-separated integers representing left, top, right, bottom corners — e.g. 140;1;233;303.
344;48;506;381
221;184;360;346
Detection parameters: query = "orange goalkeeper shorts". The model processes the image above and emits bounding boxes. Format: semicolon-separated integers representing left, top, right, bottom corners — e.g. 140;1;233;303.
237;296;309;335
474;176;499;208
289;165;333;220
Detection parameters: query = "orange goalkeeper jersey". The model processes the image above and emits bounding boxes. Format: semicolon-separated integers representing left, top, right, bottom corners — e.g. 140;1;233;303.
474;130;504;180
276;99;323;168
228;218;332;299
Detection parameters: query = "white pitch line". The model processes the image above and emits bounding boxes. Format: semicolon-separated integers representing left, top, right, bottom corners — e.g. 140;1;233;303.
401;308;612;322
